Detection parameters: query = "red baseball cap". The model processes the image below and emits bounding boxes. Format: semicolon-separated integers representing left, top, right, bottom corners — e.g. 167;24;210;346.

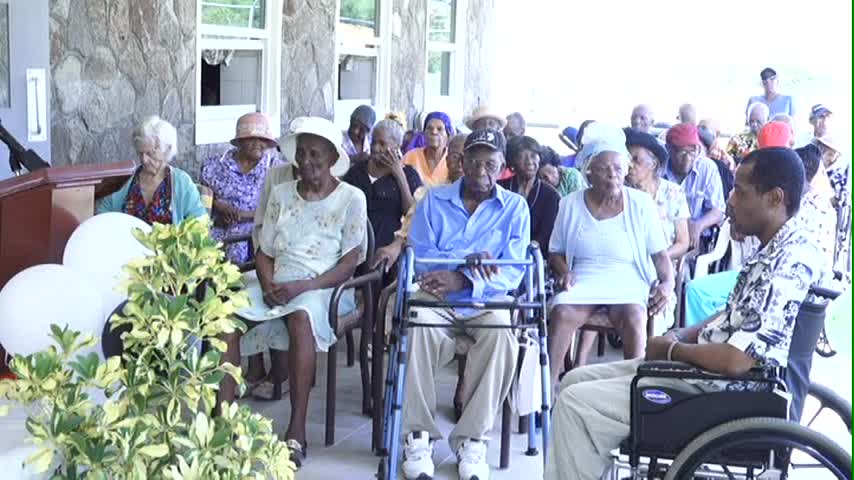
758;121;792;148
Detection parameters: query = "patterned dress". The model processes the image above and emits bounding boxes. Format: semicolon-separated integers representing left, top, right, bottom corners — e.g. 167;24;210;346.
649;179;690;331
200;149;283;264
726;132;758;163
239;180;368;354
651;179;690;247
123;167;173;225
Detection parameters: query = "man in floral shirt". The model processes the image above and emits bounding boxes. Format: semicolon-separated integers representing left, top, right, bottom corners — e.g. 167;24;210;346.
546;147;825;480
727;102;770;164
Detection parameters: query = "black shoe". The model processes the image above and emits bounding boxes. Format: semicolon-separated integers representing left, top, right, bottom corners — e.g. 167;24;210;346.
285;439;307;469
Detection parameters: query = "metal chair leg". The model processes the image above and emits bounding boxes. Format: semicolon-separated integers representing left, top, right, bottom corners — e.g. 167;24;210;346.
346;330;356;367
499;398;512;469
361;289;375;415
454;355;466;421
325;343;338;446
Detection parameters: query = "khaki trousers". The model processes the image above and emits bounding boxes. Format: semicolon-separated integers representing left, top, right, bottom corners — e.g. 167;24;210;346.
544;358;706;480
401;293;519;452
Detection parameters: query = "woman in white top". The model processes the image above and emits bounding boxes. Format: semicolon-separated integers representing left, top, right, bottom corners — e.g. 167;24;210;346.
546;124;675;388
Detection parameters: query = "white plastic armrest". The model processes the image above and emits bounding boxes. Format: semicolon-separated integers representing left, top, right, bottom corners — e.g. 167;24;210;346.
694;219;731;279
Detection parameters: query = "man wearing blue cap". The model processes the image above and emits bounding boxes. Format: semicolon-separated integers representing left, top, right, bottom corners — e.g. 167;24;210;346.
809;104;832;139
401;129;530;480
745;67;795;121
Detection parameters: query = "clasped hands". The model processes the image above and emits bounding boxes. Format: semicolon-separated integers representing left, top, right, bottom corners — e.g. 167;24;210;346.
262;280;310;308
418;252;497;299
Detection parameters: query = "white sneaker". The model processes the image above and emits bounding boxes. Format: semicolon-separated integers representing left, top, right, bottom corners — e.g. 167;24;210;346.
402;431;434;479
457;438;489;480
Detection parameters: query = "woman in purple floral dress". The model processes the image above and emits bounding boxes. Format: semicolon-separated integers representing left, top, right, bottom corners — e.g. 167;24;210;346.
201;112;284;265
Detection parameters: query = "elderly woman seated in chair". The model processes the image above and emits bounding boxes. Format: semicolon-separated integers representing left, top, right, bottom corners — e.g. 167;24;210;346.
97;115;205;224
200;112;283;266
547;123;674;389
574;128;690;365
220;117;367;468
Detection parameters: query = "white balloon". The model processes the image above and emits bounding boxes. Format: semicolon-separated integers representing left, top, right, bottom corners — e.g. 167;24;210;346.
63;212;151;321
0;264;104;356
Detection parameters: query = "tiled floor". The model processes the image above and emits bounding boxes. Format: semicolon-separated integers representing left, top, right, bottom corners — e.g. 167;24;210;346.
243;325;853;480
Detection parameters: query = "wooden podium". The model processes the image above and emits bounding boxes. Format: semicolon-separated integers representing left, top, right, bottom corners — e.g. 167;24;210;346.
0;161;136;370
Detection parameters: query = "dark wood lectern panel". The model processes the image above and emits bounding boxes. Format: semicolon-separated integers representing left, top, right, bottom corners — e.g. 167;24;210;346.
0;161;135;369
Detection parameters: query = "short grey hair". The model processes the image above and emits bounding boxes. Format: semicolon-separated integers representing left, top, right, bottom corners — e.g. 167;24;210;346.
132;115;178;162
771;113;792;124
747;102;770;122
372;119;404;147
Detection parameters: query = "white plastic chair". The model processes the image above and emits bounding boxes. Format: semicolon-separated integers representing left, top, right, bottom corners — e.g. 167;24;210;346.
693;219;732;280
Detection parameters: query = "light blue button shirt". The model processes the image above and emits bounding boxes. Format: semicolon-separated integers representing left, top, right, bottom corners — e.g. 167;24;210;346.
746;94;795;119
408;179;531;304
663;156;725;221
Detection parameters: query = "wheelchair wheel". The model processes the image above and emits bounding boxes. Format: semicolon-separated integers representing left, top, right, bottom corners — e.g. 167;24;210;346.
805;382;852;433
607;331;623;349
815;326;838;358
663;417;852;480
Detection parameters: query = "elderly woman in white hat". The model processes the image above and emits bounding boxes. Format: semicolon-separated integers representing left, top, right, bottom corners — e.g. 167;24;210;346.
546;123;674;389
222;116;367;467
96;115;205;224
464;104;506;131
200;112;284;266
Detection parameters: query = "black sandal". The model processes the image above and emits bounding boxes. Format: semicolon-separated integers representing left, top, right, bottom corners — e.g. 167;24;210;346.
285;439;307;469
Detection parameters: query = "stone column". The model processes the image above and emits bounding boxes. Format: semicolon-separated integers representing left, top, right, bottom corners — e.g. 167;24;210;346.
389;0;427;130
463;0;497;118
50;0;197;172
280;0;336;132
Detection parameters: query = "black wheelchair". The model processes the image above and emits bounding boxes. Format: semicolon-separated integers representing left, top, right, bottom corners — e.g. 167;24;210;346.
609;284;852;479
376;245;552;479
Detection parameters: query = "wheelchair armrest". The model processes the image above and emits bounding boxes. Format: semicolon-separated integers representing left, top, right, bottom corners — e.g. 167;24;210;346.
810;285;842;302
637;360;698;375
635;360;785;389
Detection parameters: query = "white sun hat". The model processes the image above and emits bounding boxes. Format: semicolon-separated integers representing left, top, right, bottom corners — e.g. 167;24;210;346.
281;116;351;177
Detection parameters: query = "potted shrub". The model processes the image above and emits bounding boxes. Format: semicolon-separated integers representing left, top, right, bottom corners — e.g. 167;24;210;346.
0;217;295;479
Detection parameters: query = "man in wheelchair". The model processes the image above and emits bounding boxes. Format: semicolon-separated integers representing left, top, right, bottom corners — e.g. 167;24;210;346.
545;147;828;479
400;128;531;480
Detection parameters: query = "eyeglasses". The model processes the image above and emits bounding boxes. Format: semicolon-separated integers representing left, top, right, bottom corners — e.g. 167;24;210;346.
670;147;698;159
463;156;502;175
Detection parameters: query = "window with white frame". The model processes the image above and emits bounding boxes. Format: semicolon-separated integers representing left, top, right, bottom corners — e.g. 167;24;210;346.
196;0;282;145
425;0;464;117
335;0;391;130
